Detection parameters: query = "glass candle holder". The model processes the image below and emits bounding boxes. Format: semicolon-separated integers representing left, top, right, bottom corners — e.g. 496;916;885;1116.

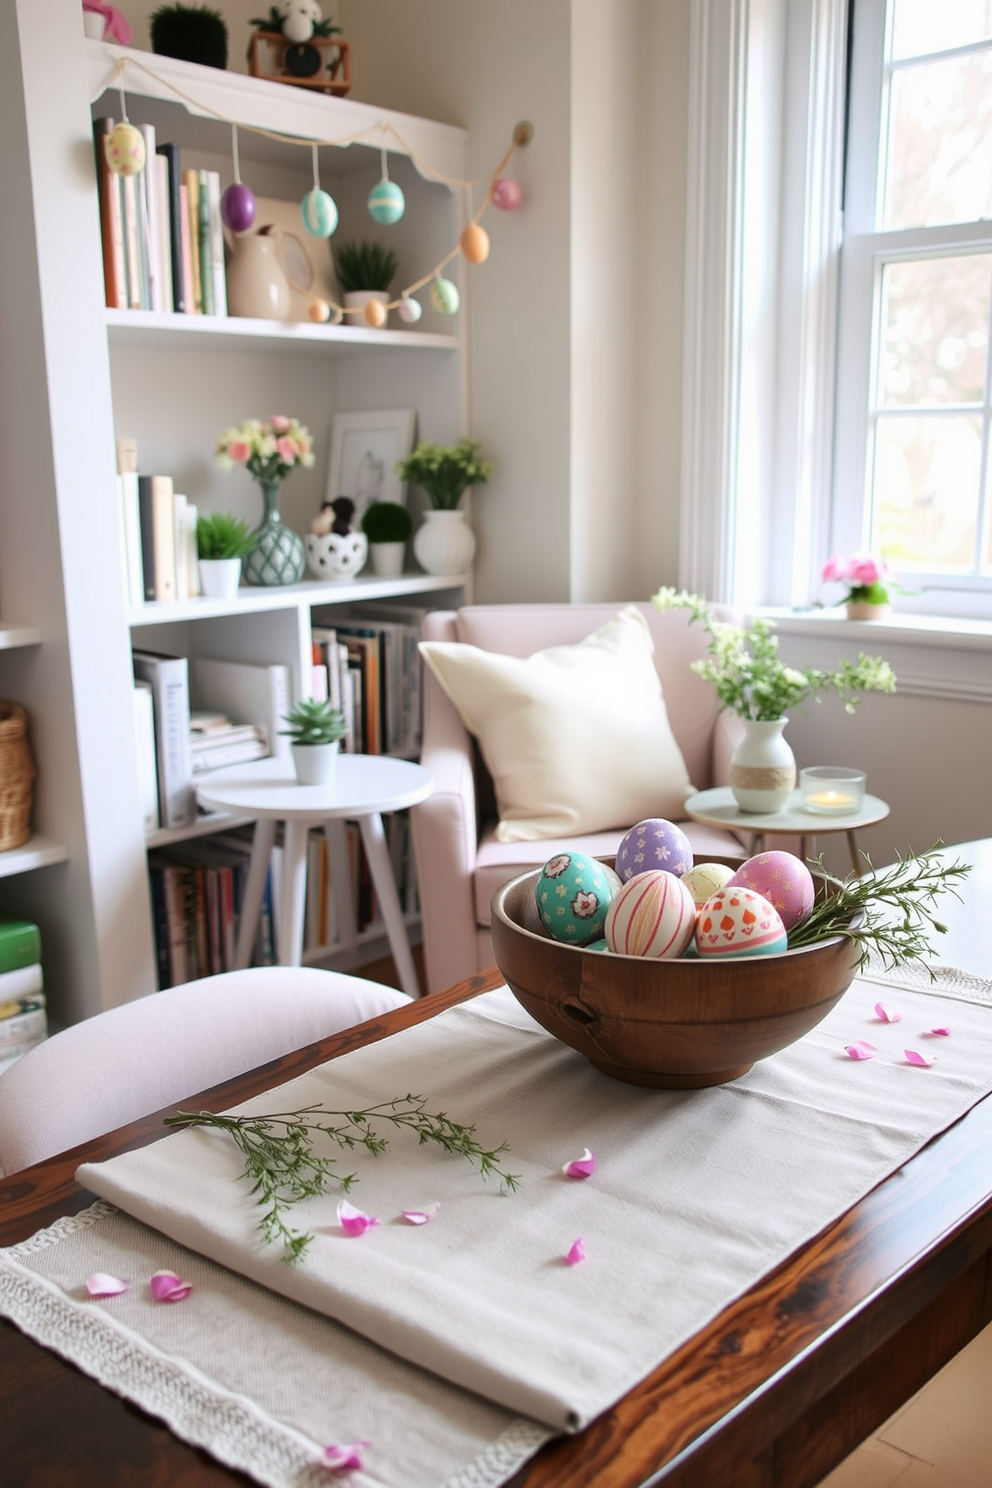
800;766;867;815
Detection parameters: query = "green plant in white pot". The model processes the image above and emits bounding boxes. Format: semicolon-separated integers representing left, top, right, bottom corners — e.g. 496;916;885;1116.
332;238;398;329
280;698;347;786
361;500;412;577
196;512;257;599
397;438;494;575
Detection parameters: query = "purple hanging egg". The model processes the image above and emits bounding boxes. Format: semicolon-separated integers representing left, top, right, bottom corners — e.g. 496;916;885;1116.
221;182;256;234
615;818;693;882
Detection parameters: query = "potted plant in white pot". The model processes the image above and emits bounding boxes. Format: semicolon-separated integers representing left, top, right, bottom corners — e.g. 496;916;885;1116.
361;500;412;576
196;511;257;599
397;438;494;575
332;238;398;329
280;697;347;785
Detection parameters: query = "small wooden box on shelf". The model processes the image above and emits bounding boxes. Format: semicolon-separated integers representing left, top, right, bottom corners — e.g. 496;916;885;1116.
247;32;351;96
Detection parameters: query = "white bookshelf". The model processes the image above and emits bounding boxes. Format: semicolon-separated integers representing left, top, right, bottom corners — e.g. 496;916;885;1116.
0;626;41;651
0;837;69;880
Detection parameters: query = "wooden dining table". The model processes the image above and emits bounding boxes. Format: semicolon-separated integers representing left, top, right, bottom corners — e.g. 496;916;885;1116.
1;841;991;1488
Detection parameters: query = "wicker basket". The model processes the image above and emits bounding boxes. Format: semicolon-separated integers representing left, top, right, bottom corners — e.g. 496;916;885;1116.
0;701;35;852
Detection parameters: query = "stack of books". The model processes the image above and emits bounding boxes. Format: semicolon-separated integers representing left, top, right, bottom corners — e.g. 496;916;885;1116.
0;920;47;1077
311;603;427;758
94;117;227;318
190;712;268;775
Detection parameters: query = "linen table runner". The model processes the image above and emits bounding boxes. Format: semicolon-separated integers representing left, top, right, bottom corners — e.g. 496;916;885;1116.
73;969;992;1434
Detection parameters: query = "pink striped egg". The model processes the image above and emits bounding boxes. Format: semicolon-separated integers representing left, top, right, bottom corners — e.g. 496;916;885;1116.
695;888;787;959
604;870;697;959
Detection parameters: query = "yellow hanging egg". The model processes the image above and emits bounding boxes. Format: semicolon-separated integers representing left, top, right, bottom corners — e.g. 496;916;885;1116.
308;299;331;323
460;223;491;264
364;297;388;328
105;121;146;177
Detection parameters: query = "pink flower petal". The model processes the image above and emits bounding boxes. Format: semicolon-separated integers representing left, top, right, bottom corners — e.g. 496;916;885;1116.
323;1440;370;1471
149;1270;192;1302
926;1026;951;1037
401;1203;441;1225
562;1147;596;1178
337;1199;380;1237
565;1237;586;1266
85;1272;129;1298
904;1049;934;1067
844;1040;877;1060
874;1002;902;1024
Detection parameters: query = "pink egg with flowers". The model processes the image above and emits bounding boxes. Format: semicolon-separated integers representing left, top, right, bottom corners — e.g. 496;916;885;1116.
728;851;814;931
615;818;693;882
605;870;697;959
695;888;788;959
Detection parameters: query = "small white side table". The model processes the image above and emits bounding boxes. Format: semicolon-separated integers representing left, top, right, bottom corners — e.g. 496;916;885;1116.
196;755;433;999
683;787;890;874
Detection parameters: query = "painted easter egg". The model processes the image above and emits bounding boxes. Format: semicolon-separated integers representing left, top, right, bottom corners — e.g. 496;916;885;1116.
430;276;460;315
729;851;815;931
695;888;788;959
300;188;338;238
680;861;736;907
221;182;256;234
460;223;491;264
615;818;693;882
604;871;697;959
585;938;609;953
397;296;423;324
491;177;523;211
535;852;621;945
105;122;145;177
368;179;405;225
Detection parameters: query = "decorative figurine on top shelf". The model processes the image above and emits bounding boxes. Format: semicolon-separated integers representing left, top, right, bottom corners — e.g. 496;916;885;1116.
306;496;368;581
248;2;351;95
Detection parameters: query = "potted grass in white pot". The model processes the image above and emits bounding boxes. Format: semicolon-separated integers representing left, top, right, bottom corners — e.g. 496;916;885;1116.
196;512;257;599
280;698;347;786
361;500;412;576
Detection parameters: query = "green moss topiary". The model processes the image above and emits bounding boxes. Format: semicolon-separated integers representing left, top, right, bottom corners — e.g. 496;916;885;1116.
361;501;412;543
150;4;229;69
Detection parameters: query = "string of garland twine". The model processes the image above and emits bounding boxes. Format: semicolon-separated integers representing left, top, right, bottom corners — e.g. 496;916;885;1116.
99;55;532;320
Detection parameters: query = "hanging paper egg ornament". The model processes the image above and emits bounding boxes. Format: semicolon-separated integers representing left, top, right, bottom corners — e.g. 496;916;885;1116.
534;851;622;945
221;181;256;234
431;277;460;315
397;296;422;324
367;179;405;224
460;223;491;264
364;297;388;328
491;177;523;211
300;188;339;238
105;122;146;177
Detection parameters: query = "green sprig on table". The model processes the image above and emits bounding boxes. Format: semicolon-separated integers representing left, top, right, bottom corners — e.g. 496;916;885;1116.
787;842;971;975
165;1095;519;1264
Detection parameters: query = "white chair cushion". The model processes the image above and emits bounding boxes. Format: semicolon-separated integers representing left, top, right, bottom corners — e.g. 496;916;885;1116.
420;606;694;843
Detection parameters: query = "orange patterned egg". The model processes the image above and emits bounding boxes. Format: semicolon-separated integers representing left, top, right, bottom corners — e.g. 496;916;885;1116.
604;870;697;959
695;888;787;959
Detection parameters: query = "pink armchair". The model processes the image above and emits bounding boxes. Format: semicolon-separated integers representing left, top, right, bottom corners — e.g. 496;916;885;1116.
411;602;746;995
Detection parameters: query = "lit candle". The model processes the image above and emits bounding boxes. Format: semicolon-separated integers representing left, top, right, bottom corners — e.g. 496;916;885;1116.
800;766;866;814
806;789;855;812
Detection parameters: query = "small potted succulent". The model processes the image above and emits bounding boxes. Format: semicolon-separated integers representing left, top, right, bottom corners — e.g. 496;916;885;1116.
361;500;412;577
332;238;398;329
195;511;257;599
280;697;347;785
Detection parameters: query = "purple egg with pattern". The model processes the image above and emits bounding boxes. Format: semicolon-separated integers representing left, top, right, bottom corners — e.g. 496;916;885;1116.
615;818;693;882
728;851;815;931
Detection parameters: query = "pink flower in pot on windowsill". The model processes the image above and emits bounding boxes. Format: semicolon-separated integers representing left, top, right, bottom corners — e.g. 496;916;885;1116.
822;552;891;616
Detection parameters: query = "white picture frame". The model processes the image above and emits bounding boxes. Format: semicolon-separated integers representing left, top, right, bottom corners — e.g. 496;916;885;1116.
326;410;417;522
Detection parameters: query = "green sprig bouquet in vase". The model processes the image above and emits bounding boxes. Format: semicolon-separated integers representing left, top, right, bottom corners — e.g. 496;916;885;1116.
397;438;494;576
652;588;896;814
216;416;315;586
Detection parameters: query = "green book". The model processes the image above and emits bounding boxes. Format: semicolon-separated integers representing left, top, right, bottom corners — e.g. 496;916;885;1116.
0;920;41;975
197;169;214;317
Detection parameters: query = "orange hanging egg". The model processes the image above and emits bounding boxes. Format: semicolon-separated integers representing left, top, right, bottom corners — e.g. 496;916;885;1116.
364;298;388;328
460;223;491;264
308;299;331;323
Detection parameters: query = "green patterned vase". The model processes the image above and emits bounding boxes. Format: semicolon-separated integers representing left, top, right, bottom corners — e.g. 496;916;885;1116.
243;478;305;586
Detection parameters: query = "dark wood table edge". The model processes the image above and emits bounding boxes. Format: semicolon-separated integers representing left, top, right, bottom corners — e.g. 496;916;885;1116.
2;966;992;1488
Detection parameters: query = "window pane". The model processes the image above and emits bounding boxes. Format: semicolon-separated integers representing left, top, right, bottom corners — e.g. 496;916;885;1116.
891;0;992;61
878;254;991;406
873;413;982;566
884;50;992;228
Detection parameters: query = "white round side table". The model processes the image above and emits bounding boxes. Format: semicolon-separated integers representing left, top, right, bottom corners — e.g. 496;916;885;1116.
683;786;890;874
197;755;433;999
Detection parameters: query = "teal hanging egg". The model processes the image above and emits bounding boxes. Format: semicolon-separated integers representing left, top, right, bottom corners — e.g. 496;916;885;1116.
368;179;405;224
300;189;338;239
430;276;460;315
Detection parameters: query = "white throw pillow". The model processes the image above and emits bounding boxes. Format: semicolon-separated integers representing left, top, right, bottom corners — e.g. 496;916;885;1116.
419;606;693;842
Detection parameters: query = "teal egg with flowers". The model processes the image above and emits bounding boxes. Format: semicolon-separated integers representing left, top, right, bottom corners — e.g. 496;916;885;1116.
368;179;405;224
535;852;622;946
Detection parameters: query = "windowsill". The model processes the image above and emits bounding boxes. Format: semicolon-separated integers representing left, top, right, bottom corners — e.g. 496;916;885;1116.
753;607;992;704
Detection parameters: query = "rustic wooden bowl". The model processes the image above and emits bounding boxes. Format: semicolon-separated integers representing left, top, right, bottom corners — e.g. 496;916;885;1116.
490;856;861;1089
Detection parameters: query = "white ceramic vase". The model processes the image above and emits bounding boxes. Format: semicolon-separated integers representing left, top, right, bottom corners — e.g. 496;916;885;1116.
729;718;796;814
413;509;476;576
291;739;339;786
369;541;406;577
305;529;368;580
198;558;242;600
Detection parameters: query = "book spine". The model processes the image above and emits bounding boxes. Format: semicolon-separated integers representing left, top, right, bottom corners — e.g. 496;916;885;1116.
206;170;227;317
0;922;41;975
0;1006;47;1047
148;862;172;989
120;471;143;608
139;123;162;312
137;474;157;601
92;117;126;309
184;502;199;597
132;681;160;834
162;865;188;986
132;652;195;828
0;962;43;1000
154;153;174;314
184;169;203;313
173;492;188;602
121;173;143;310
157;143;185;313
197;169;214;317
151;475;177;602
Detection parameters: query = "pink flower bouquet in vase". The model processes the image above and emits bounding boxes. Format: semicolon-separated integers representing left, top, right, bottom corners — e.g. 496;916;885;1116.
822;552;891;620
